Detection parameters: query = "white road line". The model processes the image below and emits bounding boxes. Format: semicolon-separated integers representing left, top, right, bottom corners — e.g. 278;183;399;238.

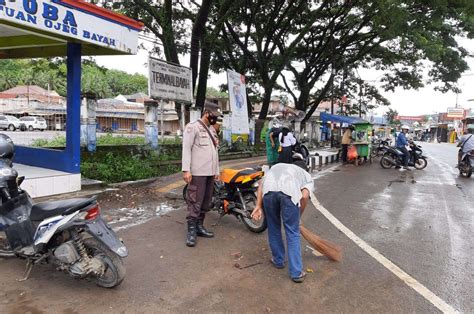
310;194;458;314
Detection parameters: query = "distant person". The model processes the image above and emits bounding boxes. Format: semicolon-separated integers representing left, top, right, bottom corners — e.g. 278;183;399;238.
341;125;353;164
457;128;474;166
278;127;296;163
396;125;410;170
251;156;313;283
265;122;281;166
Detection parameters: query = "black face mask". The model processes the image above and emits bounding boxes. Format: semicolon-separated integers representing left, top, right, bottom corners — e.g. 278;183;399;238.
208;114;218;125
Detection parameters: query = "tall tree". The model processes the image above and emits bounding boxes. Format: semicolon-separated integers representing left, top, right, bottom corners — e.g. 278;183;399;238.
109;0;238;112
211;0;327;139
275;0;474;123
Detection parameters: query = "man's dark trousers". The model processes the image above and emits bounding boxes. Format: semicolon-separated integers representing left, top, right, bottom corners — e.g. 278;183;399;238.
398;146;410;167
341;144;348;163
186;176;214;221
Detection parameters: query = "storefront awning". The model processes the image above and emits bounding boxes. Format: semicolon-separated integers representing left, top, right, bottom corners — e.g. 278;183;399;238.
320;112;369;125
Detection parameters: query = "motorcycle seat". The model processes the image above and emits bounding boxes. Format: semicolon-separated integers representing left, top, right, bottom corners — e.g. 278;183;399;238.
220;168;263;184
30;197;96;221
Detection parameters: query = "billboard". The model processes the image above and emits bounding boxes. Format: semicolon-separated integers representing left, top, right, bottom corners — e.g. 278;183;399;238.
446;108;465;119
227;69;250;135
149;58;193;103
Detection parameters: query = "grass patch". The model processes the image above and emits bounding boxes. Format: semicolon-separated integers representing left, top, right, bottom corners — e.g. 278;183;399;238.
81;148;179;183
31;133;182;147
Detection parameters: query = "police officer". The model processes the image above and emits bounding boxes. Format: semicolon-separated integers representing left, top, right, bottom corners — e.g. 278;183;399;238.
182;102;222;247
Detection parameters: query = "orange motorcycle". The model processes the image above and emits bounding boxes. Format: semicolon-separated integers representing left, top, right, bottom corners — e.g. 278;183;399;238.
183;168;266;233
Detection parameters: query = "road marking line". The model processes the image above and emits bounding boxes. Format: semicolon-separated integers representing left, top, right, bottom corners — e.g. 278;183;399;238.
156;158;267;193
310;194;458;314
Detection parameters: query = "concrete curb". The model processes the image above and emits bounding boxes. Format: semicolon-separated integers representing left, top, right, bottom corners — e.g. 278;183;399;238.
307;150;340;173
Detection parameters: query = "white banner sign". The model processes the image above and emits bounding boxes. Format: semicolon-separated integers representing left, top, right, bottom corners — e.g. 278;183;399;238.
447;108;465;119
0;0;139;54
227;69;250;134
149;58;193;103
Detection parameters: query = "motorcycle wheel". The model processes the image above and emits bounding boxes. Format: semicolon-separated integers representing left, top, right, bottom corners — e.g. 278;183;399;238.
414;157;427;170
460;168;472;178
380;153;394;169
83;238;126;288
241;192;267;233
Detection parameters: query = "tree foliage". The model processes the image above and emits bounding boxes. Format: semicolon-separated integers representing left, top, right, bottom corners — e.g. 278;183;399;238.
209;0;474;124
0;59;148;98
385;108;399;125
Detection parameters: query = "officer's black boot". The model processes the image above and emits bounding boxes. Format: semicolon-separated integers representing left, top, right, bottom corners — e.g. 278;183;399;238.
196;219;214;238
186;219;197;247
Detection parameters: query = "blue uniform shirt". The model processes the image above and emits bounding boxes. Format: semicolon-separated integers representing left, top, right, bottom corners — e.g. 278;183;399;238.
396;132;408;147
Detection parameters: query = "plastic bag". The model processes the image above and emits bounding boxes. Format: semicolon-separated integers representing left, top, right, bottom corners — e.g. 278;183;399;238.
348;145;358;160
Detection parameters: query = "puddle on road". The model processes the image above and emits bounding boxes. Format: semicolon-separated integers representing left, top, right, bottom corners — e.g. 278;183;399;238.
104;202;181;232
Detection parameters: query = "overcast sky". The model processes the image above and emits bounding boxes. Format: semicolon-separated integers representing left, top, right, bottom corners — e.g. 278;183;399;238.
95;38;474;117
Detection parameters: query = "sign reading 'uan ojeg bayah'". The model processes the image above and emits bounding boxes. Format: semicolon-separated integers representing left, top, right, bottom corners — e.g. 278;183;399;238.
0;0;138;54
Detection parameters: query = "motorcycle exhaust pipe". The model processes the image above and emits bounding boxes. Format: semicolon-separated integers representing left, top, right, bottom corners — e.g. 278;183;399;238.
382;156;397;166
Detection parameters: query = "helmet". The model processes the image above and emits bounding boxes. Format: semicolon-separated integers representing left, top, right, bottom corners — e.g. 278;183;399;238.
401;125;410;130
292;153;308;171
292;152;304;161
0;134;14;160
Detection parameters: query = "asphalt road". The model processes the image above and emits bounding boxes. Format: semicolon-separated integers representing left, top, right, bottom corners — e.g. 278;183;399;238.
0;143;471;313
315;142;473;313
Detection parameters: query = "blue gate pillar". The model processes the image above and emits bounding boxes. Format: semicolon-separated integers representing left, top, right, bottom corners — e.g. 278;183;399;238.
65;42;82;172
13;43;82;174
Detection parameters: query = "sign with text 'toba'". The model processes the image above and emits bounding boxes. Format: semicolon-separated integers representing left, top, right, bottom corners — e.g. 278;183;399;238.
0;0;139;53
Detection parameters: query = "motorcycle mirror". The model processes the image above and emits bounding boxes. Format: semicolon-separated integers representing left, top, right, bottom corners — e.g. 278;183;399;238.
17;176;25;186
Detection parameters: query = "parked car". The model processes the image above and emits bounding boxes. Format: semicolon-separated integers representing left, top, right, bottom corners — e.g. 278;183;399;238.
0;115;26;131
19;116;48;131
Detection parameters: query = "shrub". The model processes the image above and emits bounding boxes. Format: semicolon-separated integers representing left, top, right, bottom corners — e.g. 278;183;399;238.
81;148;179;183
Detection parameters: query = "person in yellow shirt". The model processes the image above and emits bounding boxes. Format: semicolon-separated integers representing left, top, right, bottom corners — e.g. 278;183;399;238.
341;124;353;163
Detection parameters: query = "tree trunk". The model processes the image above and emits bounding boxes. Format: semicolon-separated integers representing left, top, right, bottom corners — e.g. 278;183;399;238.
246;93;253;118
257;87;272;121
190;0;213;92
195;35;211;110
255;88;272;143
162;0;180;64
296;88;310;111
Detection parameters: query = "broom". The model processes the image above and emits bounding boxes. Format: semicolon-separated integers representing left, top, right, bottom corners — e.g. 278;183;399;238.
300;224;342;262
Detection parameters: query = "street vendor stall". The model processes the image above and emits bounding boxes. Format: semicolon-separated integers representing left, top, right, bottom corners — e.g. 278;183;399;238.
320;112;372;164
352;121;373;165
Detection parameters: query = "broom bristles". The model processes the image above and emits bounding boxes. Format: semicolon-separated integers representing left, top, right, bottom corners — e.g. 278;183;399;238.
300;224;342;262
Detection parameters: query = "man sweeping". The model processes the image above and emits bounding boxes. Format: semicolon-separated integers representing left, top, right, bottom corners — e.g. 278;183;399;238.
251;156;313;283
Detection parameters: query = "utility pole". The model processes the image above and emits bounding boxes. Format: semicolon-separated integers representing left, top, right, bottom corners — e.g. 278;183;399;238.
330;21;336;148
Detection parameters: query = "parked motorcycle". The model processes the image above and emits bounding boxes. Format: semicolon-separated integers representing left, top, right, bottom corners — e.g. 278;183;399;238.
380;141;428;170
458;150;473;178
370;138;392;159
183;167;266;233
0;137;126;288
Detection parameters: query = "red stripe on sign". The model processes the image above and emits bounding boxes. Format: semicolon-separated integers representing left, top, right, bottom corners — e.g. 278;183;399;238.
58;0;143;31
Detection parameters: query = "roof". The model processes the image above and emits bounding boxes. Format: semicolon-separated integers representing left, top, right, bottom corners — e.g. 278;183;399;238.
1;85;57;96
122;92;150;100
0;0;143;58
320;112;369;125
